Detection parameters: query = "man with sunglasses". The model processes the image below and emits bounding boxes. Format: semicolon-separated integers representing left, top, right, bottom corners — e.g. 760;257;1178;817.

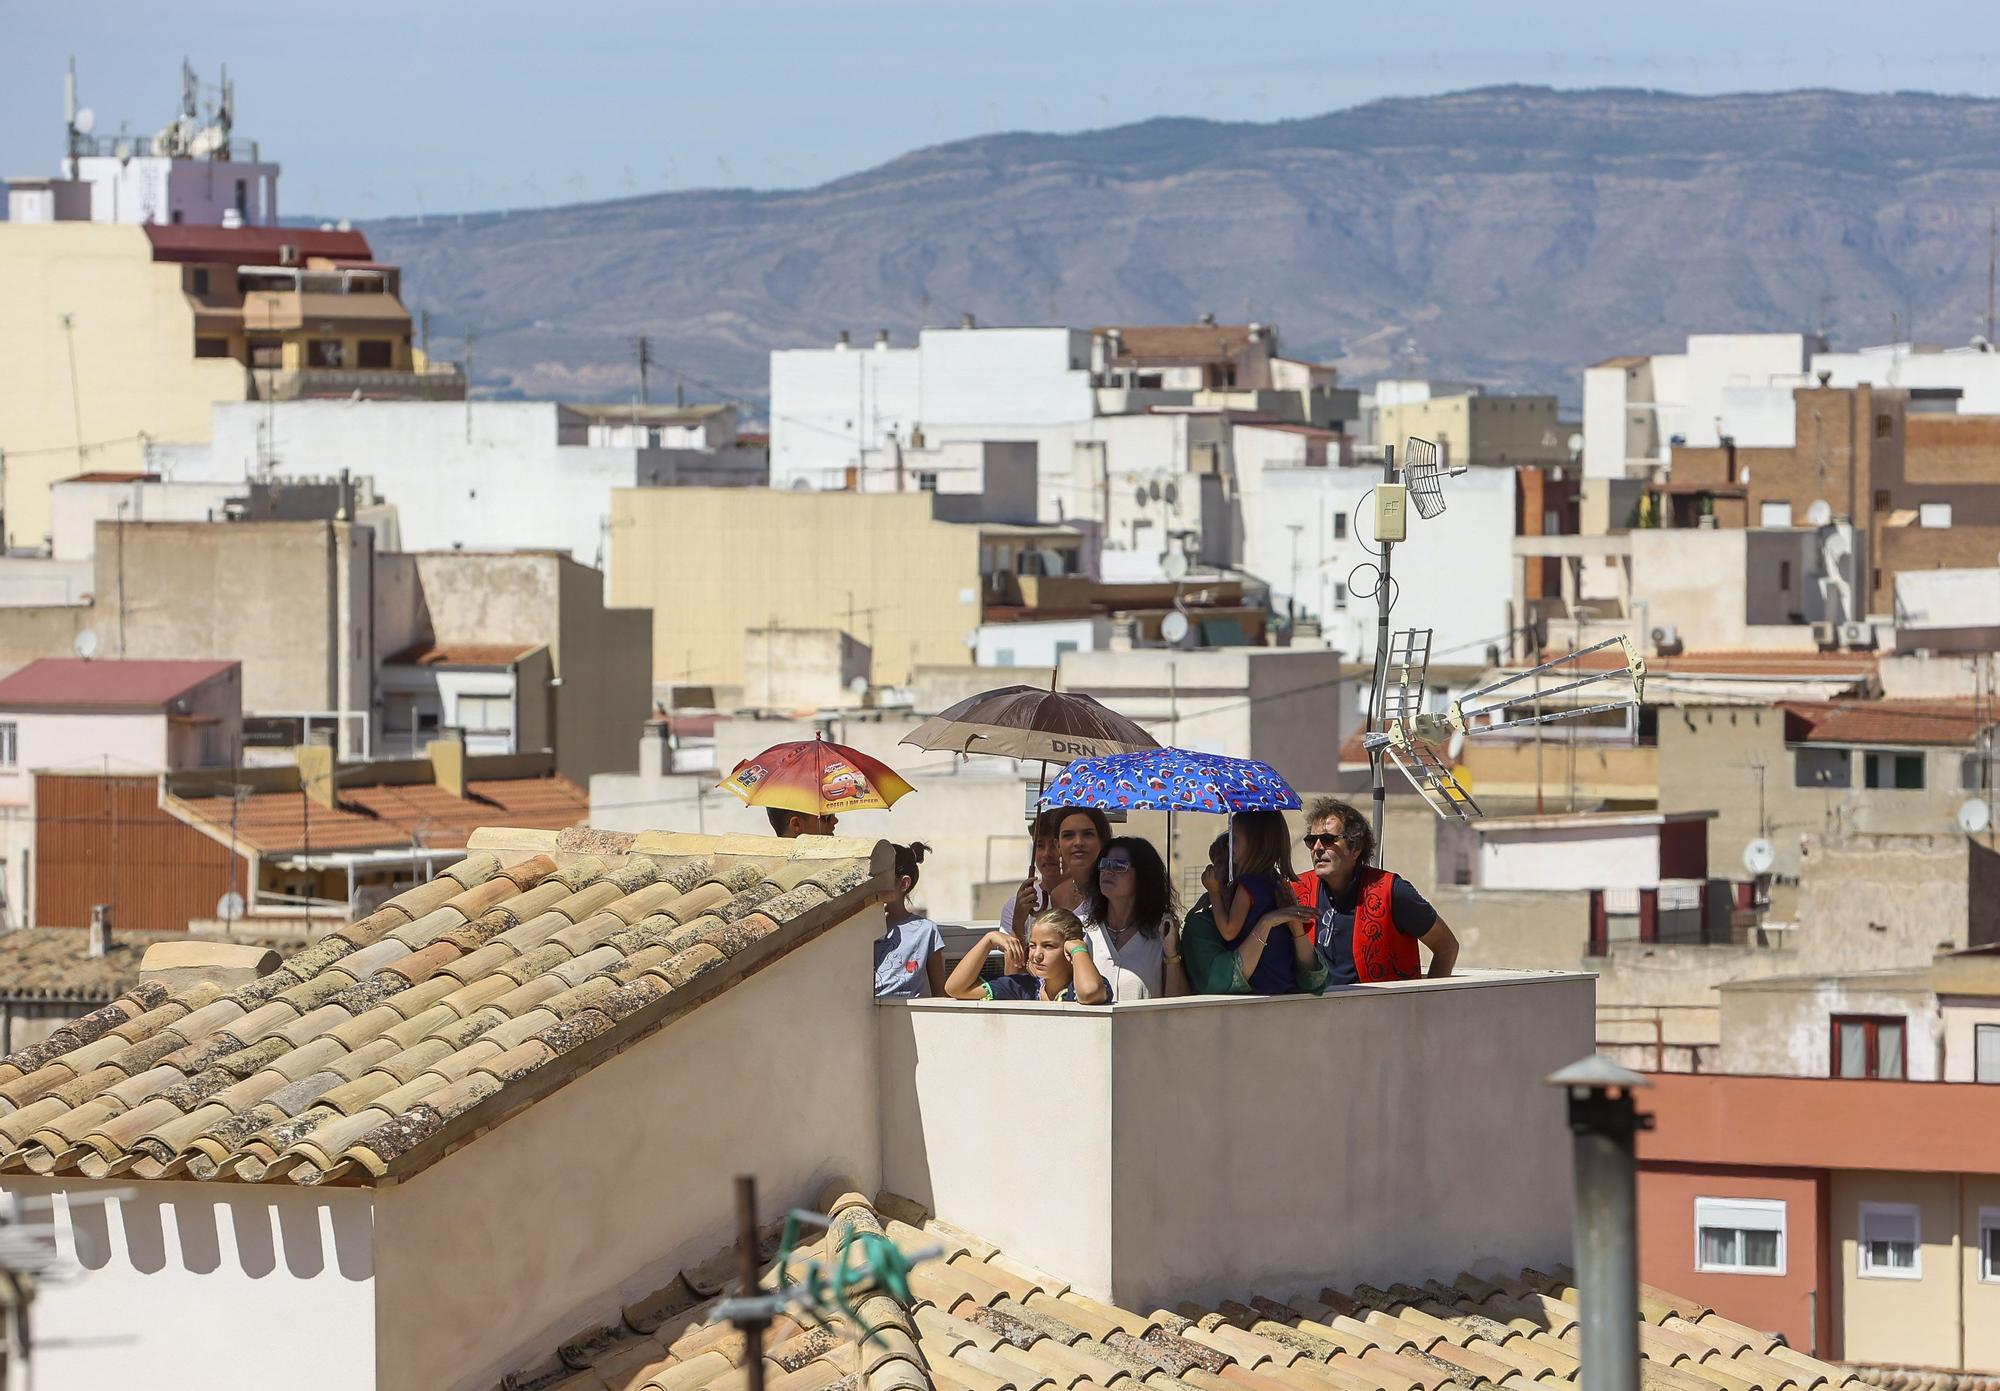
1293;796;1457;984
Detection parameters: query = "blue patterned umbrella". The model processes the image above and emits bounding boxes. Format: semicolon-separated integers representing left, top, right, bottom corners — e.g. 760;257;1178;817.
1035;747;1301;814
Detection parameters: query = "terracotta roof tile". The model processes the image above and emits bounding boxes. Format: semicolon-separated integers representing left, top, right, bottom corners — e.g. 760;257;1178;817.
0;830;888;1186
515;1192;1863;1391
385;642;544;668
169;775;591;855
1781;697;1993;747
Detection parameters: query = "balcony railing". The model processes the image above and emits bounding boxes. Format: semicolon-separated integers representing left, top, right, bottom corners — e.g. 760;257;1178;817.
250;365;467;402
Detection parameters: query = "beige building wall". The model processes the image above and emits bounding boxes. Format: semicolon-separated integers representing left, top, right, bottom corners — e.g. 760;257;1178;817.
1377;396;1473;468
373;910;880;1391
1961;1173;2000;1370
1376;394;1563;469
1941;998;2000;1082
1716;972;1938;1078
610;489;979;686
1829;1170;1965;1368
0;224;248;548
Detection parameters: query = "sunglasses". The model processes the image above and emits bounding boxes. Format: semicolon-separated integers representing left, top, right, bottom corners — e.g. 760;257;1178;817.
1099;860;1134;873
1302;833;1347;850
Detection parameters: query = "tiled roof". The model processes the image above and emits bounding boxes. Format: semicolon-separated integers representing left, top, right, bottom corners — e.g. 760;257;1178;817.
168;775;589;854
0;830;887;1186
1099;325;1258;363
0;658;237;709
143;224;374;265
385;642;544;668
0;929;297;1003
1781;698;1992;748
517;1190;1862;1391
57;471;160;485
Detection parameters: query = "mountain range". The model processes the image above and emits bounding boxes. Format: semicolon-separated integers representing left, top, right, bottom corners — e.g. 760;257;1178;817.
365;85;2000;412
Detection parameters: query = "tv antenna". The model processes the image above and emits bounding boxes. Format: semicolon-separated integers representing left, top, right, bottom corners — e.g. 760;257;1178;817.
1362;628;1646;846
1358;437;1468;852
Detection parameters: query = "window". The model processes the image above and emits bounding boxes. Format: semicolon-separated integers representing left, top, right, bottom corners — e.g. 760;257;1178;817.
234;178;248;215
249;340;283;369
0;722;15;768
1759;501;1793;527
1874;490;1891;512
1858;1203;1920;1278
1967;757;1989;791
307;339;346;368
455;693;512;736
1833;1014;1906;1079
916;472;939;493
1695;1198;1786;1276
1334;583;1348;611
356;339;393;369
1333;512;1348;541
1875;413;1892;440
194;337;230;359
1982;1210;2000;1281
1976;1024;2000;1083
1794;746;1851;788
1779;560;1792;590
191;268;211;296
1919;502;1953;529
1864;751;1925;790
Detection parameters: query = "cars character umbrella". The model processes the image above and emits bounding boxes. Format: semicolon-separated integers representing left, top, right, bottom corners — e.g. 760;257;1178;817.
718;734;915;818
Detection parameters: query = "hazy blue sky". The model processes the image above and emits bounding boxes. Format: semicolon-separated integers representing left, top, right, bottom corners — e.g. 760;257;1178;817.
7;0;2000;219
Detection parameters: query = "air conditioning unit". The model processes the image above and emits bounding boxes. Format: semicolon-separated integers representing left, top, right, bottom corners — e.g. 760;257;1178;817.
1649;624;1679;653
1840;620;1876;649
1811;621;1838;648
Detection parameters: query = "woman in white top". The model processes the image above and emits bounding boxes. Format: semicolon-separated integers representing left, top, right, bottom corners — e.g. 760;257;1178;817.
1080;836;1187;1000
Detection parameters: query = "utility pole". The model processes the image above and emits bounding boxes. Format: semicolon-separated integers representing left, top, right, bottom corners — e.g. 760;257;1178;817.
420;308;431;365
634;335;654;406
1286;523;1304;625
1366;445;1396;863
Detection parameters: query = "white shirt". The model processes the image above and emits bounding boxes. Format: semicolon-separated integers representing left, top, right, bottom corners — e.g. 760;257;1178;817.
1084;920;1167;1001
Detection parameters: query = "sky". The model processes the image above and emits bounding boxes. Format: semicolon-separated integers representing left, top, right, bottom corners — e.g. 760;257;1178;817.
6;0;2000;220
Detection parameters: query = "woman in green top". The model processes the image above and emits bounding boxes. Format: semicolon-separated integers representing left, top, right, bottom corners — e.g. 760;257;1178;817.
1180;832;1328;995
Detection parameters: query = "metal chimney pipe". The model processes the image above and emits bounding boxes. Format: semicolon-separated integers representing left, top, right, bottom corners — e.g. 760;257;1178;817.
1547;1056;1652;1391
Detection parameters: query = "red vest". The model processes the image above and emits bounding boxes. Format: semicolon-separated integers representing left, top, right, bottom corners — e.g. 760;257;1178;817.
1292;865;1420;983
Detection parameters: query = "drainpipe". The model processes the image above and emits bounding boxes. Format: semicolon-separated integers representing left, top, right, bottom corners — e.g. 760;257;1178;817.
1548;1056;1654;1391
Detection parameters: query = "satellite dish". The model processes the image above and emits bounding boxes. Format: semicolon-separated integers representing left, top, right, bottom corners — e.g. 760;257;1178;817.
1742;838;1776;875
72;630;98;660
73;107;96;136
1807;499;1833;526
1566;432;1584;455
1147;480;1161;502
1161;550;1189;582
1133;486;1149;509
113;138;132;164
1960;799;1993;835
1161;611;1191;645
846;675;869;696
961;630;979;651
215;891;246;923
1740;468;1751;485
1163;482;1179;507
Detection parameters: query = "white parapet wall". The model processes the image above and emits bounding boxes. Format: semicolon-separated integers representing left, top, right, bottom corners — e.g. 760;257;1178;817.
879;969;1592;1310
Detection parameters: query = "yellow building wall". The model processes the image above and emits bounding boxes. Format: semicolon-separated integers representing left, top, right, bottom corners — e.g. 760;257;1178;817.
0;223;248;548
1457;739;1658;804
1829;1170;1962;1367
1961;1174;2000;1371
1377;397;1472;469
609;488;982;686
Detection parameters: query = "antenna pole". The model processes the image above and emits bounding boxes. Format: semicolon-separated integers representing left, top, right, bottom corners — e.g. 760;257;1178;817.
1368;445;1395;866
1988;208;1996;345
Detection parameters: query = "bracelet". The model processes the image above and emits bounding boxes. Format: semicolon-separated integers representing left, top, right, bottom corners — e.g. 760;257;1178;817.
1066;942;1089;958
1163;953;1183;965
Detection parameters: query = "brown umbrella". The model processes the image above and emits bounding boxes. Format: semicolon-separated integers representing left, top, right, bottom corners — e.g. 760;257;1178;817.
900;685;1158;764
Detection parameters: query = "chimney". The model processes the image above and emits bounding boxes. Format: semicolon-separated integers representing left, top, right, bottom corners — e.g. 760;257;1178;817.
835;330;850;350
88;904;111;958
295;739;337;810
875;329;890;350
961;313;976;330
429;730;466;800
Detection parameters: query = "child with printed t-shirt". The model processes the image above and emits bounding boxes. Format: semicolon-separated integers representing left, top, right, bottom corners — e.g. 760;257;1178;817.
872;843;946;999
